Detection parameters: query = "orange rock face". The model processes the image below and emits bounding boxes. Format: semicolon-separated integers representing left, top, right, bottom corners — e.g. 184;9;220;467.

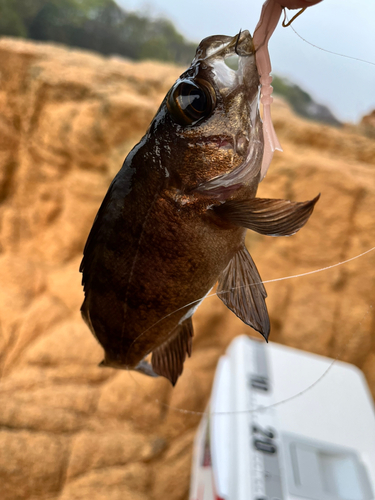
361;109;375;137
0;38;375;500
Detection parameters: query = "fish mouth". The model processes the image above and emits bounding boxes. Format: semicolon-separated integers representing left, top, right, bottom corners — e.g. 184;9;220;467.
193;30;255;64
193;31;257;93
196;134;250;154
193;31;263;200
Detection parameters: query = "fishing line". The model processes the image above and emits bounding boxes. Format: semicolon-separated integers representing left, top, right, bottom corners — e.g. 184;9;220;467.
3;303;370;420
129;304;373;417
252;245;375;287
283;10;375;67
126;244;375;362
125;246;375;416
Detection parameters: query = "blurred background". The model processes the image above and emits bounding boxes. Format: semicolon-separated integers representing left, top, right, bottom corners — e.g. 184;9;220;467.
1;0;375;122
0;1;374;499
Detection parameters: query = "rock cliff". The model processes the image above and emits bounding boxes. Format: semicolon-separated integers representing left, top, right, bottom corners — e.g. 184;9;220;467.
0;38;374;500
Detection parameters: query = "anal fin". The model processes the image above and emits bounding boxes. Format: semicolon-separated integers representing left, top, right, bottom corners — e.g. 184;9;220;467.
218;246;270;340
151;317;194;386
214;195;320;236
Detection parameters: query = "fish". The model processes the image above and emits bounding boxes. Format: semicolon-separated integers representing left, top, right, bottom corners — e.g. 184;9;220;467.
80;30;319;386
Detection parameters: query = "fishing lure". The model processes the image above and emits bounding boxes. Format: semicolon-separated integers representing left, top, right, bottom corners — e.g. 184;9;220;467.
253;0;323;179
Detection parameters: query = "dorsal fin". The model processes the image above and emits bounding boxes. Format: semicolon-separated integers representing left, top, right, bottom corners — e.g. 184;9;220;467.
151;318;194;386
217;246;269;340
214;195;320;236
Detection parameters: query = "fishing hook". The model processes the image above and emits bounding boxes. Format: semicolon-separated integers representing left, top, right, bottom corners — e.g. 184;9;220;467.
282;7;306;27
234;29;242;56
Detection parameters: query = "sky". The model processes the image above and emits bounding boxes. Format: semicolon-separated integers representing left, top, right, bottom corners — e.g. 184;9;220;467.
117;0;375;123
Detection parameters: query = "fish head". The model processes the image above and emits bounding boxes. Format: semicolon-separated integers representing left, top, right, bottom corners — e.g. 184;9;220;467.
147;30;264;200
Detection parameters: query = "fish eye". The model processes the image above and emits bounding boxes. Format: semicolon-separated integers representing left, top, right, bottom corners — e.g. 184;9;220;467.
167;79;216;126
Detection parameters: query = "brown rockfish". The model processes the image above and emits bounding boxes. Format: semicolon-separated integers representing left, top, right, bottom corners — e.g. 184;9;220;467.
80;31;318;385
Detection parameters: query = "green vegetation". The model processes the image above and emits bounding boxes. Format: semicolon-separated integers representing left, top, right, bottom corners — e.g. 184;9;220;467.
0;0;196;64
272;75;341;126
273;75;312;116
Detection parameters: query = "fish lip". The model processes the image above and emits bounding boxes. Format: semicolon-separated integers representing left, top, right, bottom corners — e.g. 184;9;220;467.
232;30;255;57
194;135;234;150
193;30;255;63
188;31;256;96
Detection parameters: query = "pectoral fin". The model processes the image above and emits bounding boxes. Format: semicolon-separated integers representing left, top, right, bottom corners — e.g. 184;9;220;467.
214;194;320;236
151;317;194;386
218;246;269;340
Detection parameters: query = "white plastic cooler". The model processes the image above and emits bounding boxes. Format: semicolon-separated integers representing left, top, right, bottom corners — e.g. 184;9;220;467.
189;335;375;500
